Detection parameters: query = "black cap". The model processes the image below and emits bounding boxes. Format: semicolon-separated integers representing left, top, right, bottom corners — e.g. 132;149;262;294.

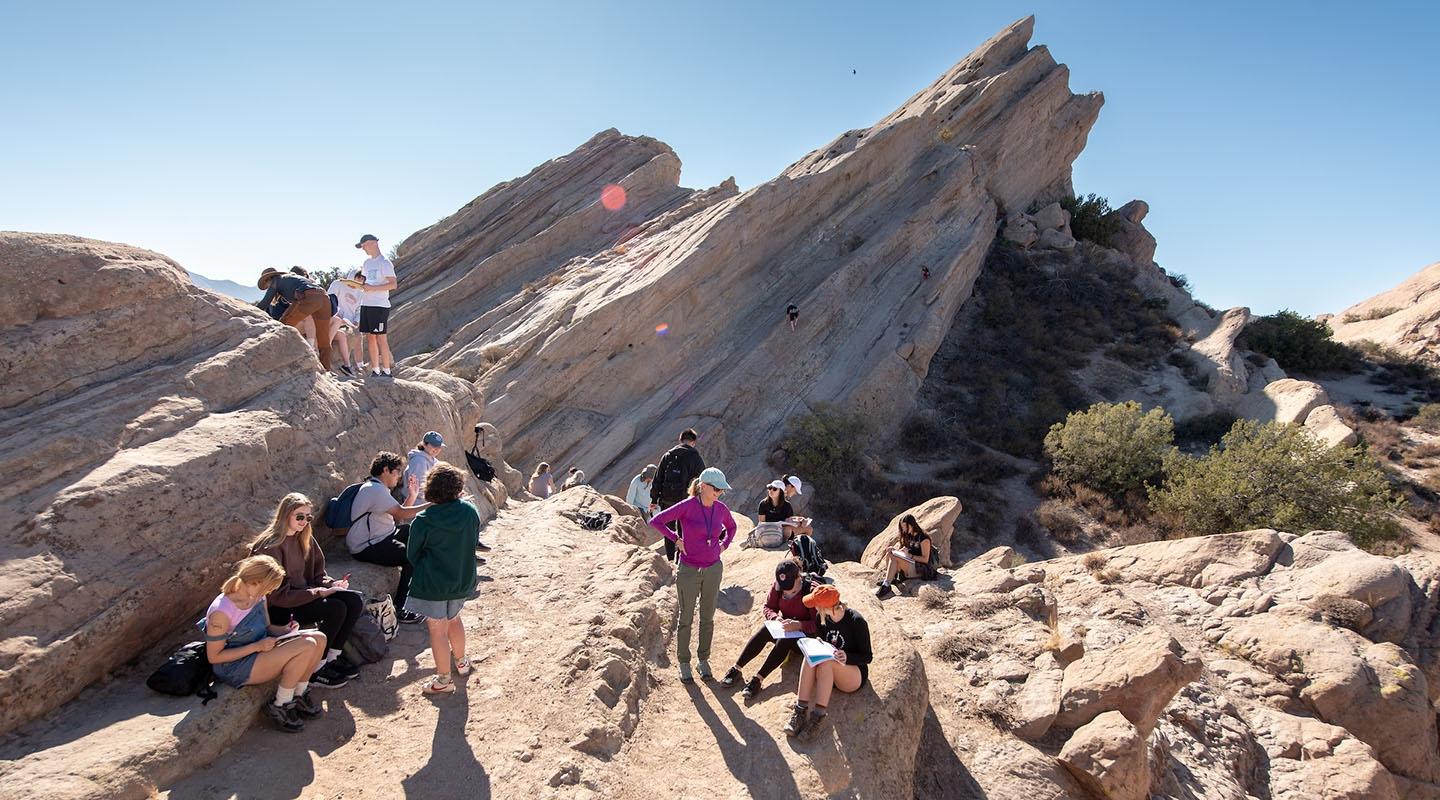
355;234;378;249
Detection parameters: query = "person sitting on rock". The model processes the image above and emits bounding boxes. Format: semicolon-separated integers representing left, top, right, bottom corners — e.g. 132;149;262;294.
782;584;871;739
757;480;794;524
876;513;935;599
203;555;329;733
720;558;817;701
782;474;814;538
561;467;586;490
529;462;554;498
254;492;364;690
626;464;658;520
345;451;432;625
256;267;333;371
649;467;738;684
405;463;481;695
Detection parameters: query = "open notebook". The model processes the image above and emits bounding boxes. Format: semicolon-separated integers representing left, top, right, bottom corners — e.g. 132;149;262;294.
765;620;805;640
797;637;836;666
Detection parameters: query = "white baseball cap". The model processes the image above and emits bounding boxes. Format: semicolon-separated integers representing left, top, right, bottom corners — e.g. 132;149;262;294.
786;476;803;494
766;479;785;490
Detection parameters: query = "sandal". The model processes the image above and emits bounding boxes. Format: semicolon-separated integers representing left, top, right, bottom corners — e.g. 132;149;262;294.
455;657;473;676
423;675;456;695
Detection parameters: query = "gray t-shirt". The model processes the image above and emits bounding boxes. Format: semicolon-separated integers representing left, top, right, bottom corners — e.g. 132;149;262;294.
345;478;399;553
788;490;810;517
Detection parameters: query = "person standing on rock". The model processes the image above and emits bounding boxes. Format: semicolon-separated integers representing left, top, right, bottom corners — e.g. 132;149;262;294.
346;451;432;625
649;428;706;562
405;463;481;695
649;467;738;684
529;462;554;498
355;234;397;378
256;268;333;371
782;584;871;740
203;555;329;733
876;513;935;599
720;558;817;701
254;493;364;690
786;303;800;332
626;464;658;520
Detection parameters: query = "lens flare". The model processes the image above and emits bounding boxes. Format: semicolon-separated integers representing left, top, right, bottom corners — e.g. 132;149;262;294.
601;184;627;211
655;323;669;336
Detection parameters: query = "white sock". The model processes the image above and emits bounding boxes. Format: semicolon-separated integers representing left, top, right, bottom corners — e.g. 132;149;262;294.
382;368;392;376
275;685;296;706
294;681;309;697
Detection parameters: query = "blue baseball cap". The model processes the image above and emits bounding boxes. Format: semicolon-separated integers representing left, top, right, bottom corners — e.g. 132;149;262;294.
698;467;731;491
422;431;445;447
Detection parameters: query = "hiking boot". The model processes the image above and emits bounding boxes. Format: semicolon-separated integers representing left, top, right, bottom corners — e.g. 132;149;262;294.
262;701;304;732
719;667;743;688
330;654;361;679
876;583;894;599
678;663;694;684
309;663;350;689
802;711;830;740
782;704;810;737
290;693;323;719
697;660;714;681
741;676;762;701
398;610;425;625
475;540;492;552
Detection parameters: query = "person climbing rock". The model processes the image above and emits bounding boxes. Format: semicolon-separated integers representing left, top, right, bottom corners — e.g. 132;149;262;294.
649;467;737;684
786;303;799;332
720;558;817;701
257;267;333;370
782;584;871;740
327;269;365;375
355;234;397;378
649;428;706;562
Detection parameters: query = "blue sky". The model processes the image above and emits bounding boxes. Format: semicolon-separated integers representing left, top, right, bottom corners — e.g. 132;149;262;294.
3;1;1436;314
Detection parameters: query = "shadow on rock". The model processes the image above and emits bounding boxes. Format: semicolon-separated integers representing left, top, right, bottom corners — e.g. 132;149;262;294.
685;682;802;800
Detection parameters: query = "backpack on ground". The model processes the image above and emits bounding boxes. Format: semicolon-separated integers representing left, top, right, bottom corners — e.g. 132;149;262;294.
465;426;497;483
365;594;400;641
789;534;826;577
578;510;612;531
750;522;786;550
342;611;390;664
324;478;374;534
146;641;218;703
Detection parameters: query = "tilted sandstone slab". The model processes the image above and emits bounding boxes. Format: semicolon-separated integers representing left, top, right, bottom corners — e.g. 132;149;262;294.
390;17;1102;501
1327;261;1440;364
0;232;511;733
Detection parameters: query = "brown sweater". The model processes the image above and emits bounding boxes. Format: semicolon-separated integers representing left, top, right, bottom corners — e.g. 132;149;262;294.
257;534;333;608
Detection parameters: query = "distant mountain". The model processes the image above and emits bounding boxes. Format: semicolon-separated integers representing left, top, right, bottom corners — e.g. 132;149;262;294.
186;270;263;302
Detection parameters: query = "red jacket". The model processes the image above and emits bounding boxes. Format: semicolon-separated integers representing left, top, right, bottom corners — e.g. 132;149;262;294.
764;578;819;636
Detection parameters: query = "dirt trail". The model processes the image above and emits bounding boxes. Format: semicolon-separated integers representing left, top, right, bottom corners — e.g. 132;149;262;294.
160;489;667;800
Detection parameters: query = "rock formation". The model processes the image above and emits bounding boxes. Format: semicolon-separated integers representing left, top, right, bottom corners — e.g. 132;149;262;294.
1325;261;1440;363
0;232;513;733
388;16;1102;498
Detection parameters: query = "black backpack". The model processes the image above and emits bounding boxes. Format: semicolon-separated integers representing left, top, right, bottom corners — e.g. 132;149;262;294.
146;641;218;703
790;534;826;577
655;449;687;502
325;477;375;534
465;426;496;483
578;510;612;531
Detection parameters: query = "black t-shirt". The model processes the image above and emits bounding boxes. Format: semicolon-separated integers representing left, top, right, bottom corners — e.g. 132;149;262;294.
904;532;931;562
757;497;794;523
786;304;799;319
819;607;873;684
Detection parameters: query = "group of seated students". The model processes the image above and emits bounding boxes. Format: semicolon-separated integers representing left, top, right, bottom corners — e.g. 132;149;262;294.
202;445;484;732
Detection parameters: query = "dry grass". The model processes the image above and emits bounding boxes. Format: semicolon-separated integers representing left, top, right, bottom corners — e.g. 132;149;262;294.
917;584;950;610
479;342;509;367
1034;500;1086;545
962;593;1014;618
1313;595;1372;631
933;629;993;662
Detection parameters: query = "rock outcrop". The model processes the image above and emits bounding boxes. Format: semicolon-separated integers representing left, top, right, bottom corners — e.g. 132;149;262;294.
860;496;964;569
389;16;1102;500
0;232;513;733
1326;261;1440;364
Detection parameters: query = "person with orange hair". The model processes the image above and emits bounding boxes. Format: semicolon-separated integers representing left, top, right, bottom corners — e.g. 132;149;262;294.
781;584;871;740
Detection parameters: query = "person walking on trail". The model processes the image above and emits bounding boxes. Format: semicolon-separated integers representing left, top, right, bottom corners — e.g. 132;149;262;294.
648;467;737;685
345;451;432;624
253;492;363;690
626;464;658;520
257;268;333;371
327;270;366;375
405;463;481;696
782;584;871;740
719;558;818;701
649;428;706;562
786;303;799;332
355;234;397;378
202;555;329;733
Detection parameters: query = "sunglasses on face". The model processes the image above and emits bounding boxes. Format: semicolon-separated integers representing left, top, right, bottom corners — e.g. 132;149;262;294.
294;513;313;522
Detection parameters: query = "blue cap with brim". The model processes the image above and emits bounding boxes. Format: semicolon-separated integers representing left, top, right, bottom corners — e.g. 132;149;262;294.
698;467;731;491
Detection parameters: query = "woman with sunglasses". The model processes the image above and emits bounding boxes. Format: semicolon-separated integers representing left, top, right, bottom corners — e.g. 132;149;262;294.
649;467;738;684
255;492;365;689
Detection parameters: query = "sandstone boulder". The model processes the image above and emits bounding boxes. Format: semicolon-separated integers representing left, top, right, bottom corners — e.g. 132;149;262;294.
1106;529;1285;589
1234;377;1332;425
1055;627;1201;735
1104;199;1158;265
1031;202;1070;233
861;496;963;569
1002;214;1039;247
1303;404;1359;447
1249;707;1400;800
1056;711;1149;800
1010;651;1065;740
1186;307;1255;406
1037;226;1077;251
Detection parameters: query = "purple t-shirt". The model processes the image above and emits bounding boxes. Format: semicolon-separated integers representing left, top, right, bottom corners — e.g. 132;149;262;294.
649;496;737;568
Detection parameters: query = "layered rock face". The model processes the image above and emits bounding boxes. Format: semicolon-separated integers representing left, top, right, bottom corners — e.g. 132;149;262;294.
391;16;1102;493
0;232;510;732
1325;260;1440;363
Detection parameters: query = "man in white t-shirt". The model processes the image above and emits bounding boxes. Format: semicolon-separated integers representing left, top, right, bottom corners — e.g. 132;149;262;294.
355;234;398;377
326;270;365;375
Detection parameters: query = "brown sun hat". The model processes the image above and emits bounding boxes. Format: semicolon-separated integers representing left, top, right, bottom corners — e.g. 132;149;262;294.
256;267;284;290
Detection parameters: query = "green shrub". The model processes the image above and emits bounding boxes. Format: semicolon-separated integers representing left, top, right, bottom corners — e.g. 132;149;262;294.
773;404;868;492
1174;411;1239;450
1151;419;1403;550
1414;404;1440;433
1044;401;1176;496
1340;306;1400;323
1239;310;1361;375
1060;194;1122;246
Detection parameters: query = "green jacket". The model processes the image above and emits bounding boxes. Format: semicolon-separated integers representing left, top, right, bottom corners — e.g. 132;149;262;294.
406;500;480;601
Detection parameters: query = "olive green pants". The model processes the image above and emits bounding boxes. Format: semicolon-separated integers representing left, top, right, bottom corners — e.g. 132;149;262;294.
675;561;723;664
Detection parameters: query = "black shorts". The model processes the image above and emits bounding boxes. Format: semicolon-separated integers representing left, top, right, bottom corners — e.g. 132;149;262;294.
359;306;391;334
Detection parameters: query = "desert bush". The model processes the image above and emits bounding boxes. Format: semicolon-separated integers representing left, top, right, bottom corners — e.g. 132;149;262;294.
1167;272;1193;293
1060;194;1122;246
1044;401;1175;496
918;585;950;610
899;410;950;456
1340;306;1400;323
1151;419;1403;550
479;342;508;366
1174;411;1239;450
1414;404;1440;433
1034;500;1085;545
1239;310;1361;375
1351;343;1440;402
933;630;992;662
773;404;868;492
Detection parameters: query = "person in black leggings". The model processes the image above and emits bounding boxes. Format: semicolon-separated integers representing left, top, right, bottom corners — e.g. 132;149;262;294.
255;492;364;688
719;559;818;700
